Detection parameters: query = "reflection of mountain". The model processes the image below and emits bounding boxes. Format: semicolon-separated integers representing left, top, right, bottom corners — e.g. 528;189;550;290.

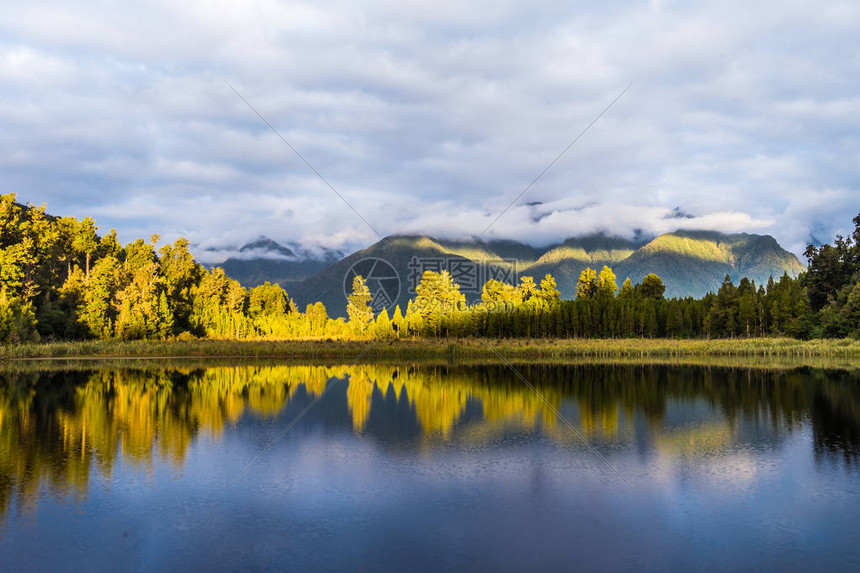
2;363;859;520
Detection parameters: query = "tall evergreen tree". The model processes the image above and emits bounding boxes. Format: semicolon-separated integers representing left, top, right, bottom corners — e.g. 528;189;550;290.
637;273;666;300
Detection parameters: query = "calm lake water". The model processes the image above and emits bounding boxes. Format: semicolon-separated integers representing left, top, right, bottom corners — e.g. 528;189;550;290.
1;361;859;572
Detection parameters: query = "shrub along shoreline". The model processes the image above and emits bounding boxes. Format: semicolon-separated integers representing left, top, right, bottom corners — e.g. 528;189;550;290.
3;337;860;362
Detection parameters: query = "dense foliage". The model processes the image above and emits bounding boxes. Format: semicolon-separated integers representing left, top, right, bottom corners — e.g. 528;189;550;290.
802;215;860;337
0;194;349;342
0;193;857;343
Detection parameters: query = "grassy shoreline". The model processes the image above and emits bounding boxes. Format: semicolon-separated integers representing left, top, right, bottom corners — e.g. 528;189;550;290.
2;337;860;362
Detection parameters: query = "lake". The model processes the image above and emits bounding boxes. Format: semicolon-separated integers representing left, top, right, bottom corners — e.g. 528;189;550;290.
1;361;859;571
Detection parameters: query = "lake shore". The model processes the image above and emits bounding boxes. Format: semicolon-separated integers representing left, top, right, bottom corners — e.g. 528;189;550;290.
3;337;860;362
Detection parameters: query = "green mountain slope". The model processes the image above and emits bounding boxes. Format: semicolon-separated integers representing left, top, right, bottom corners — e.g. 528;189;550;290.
288;235;487;317
239;232;805;317
220;258;329;288
522;235;640;298
614;232;805;298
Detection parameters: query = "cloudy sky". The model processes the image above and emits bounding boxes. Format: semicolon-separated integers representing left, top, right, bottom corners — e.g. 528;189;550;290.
1;0;858;262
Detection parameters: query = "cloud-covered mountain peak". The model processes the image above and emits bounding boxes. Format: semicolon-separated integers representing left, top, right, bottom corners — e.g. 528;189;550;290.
238;236;296;259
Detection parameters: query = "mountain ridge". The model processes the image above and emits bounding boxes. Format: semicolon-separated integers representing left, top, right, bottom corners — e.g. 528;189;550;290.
215;236;343;289
220;231;805;317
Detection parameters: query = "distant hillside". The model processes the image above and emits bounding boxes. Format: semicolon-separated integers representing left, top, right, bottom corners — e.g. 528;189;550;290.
221;258;329;288
613;231;804;298
288;236;510;317
524;235;641;296
214;236;337;288
233;232;804;317
238;236;295;257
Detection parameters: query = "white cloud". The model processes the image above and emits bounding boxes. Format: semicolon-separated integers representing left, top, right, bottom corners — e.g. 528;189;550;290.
0;0;858;262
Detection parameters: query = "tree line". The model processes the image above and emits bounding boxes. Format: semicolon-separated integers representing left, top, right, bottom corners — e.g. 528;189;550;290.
0;194;349;342
0;193;857;342
403;269;811;339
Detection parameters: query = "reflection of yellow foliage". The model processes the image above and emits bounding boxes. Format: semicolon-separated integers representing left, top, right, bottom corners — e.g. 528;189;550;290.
408;379;468;438
0;363;645;521
482;387;557;431
6;362;822;523
286;366;341;398
340;365;562;439
655;422;736;458
346;371;374;432
579;403;620;440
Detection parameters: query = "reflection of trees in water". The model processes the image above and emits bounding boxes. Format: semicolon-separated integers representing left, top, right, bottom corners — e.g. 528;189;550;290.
1;364;859;520
0;366;307;520
809;371;860;467
0;370;93;521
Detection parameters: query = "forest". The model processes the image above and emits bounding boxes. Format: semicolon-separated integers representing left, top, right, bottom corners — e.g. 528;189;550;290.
1;193;858;343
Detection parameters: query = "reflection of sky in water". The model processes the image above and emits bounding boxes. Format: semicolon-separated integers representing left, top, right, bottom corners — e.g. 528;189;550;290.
1;364;859;571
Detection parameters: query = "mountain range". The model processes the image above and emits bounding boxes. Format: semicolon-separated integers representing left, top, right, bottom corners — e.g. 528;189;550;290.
218;232;805;317
213;237;343;290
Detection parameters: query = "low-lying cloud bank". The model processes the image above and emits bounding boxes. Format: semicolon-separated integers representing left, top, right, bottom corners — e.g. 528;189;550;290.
2;0;858;264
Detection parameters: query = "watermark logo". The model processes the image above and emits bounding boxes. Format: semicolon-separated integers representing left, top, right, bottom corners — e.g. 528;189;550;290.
343;255;521;315
343;257;401;314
